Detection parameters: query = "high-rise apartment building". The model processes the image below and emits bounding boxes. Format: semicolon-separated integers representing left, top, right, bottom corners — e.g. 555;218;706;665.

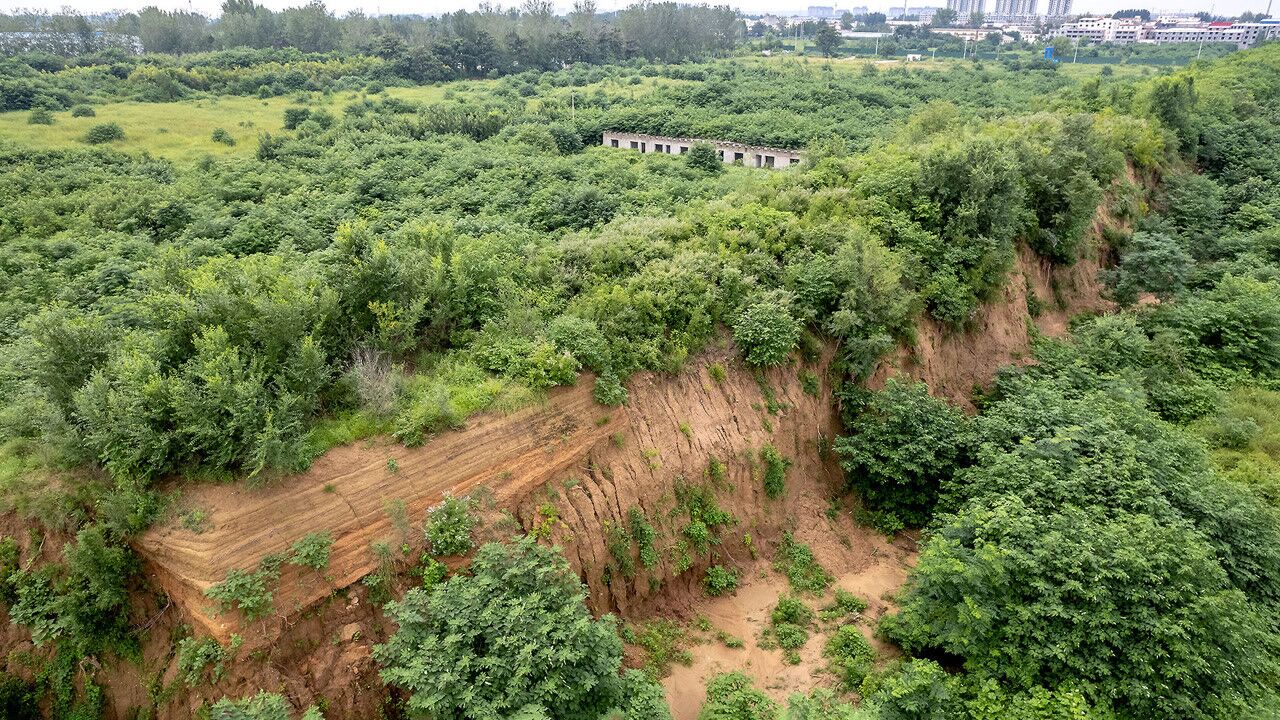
947;0;984;16
1045;0;1072;17
993;0;1036;15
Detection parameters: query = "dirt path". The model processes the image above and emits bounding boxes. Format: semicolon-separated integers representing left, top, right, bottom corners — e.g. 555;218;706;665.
662;538;917;720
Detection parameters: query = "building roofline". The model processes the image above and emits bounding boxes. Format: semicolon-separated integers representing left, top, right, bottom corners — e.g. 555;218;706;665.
601;131;803;156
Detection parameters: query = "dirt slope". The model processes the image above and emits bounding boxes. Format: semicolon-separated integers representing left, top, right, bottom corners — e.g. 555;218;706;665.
871;242;1111;407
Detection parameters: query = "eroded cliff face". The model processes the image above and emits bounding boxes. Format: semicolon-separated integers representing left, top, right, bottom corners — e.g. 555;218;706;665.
871;242;1112;408
0;222;1114;718
511;343;854;618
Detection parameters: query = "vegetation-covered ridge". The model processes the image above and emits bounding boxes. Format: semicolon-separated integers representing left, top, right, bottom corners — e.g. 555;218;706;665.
0;36;1278;720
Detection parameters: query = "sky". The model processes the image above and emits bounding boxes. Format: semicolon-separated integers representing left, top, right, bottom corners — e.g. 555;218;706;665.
3;0;1271;24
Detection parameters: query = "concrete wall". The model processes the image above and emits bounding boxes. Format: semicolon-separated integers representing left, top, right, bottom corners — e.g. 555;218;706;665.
601;131;803;169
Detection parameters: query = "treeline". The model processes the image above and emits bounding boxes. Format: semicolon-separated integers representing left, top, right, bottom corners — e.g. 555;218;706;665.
0;0;741;64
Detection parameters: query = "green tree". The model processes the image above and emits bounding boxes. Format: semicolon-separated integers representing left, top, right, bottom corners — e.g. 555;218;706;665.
376;538;671;720
815;23;841;57
835;379;967;527
1109;232;1192;304
686;142;722;173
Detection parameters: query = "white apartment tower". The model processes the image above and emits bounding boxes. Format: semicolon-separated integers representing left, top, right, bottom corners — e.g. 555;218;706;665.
947;0;984;15
1045;0;1072;17
994;0;1036;15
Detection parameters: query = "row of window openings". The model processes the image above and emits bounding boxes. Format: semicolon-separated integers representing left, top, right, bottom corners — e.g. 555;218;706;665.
609;138;799;167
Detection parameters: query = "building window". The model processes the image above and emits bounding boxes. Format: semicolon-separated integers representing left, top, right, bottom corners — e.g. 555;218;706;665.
679;146;688;154
764;155;775;168
610;139;618;148
733;152;744;164
630;141;639;150
789;157;800;165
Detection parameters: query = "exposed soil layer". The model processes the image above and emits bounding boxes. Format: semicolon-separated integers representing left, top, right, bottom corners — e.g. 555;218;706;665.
871;241;1112;408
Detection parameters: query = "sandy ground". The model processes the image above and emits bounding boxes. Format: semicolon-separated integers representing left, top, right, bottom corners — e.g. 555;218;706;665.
661;539;916;720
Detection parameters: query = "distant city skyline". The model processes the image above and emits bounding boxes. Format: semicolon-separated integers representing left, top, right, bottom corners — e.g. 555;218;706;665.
1;0;1270;23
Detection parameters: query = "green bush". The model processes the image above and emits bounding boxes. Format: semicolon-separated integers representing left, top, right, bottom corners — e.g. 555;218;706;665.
211;127;236;146
760;444;789;499
28;107;53;125
771;594;814;627
703;565;739;596
70;105;95;117
836;378;967;528
772;532;832;594
283;107;311;129
773;622;808;650
594;373;629;406
288;532;334;571
82;122;124;144
424;495;477;557
698;672;777;720
819;589;868;621
176;635;232;687
208;691;324;719
628;507;659;570
686;142;722;173
205;554;282;622
733;297;802;367
375;538;671;720
0;672;37;720
824;625;876;690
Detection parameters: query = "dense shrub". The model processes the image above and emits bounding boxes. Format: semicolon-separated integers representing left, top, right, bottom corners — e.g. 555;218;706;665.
698;672;778;720
686;142;722;173
733;296;802;367
836;379;967;528
423;495;477;557
28;107;53;124
288;532;333;570
882;372;1280;719
70;105;95;117
82;122;124;143
760;443;790;499
824;625;876;691
772;533;832;594
208;691;323;719
375;538;671;720
703;565;739;596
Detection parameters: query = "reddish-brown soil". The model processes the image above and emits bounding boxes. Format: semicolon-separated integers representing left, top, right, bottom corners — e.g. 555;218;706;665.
871;241;1113;408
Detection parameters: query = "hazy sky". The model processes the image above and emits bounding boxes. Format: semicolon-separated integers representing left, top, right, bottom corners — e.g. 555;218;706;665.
4;0;1272;24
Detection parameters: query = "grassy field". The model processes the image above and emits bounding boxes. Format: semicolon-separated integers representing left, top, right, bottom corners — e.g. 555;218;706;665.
0;83;456;164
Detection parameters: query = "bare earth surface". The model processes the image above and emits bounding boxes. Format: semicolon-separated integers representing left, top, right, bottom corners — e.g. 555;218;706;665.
662;541;918;720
